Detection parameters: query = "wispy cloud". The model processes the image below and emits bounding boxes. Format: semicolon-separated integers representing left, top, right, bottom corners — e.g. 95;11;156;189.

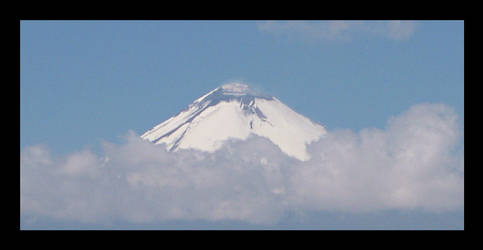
257;21;417;42
21;103;463;226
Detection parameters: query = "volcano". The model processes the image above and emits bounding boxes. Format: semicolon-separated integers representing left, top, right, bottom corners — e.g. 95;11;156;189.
141;82;326;161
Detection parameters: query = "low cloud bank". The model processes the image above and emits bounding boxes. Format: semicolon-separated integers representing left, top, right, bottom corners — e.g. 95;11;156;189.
21;103;463;225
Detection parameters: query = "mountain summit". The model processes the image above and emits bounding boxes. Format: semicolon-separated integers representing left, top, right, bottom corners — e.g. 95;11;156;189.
141;82;326;161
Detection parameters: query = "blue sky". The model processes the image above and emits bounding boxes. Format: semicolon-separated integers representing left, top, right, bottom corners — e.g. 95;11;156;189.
20;21;464;229
20;20;463;154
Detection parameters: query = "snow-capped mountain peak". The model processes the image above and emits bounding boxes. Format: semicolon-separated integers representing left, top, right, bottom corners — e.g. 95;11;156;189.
141;82;326;161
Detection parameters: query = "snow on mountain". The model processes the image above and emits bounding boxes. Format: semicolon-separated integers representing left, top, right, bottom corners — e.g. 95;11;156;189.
141;82;327;161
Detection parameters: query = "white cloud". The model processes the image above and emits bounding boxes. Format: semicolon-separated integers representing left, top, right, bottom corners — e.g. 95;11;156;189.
20;103;463;226
386;21;417;41
257;21;417;41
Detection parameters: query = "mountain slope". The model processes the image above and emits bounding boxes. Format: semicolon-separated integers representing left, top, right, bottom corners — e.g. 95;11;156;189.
141;83;326;161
